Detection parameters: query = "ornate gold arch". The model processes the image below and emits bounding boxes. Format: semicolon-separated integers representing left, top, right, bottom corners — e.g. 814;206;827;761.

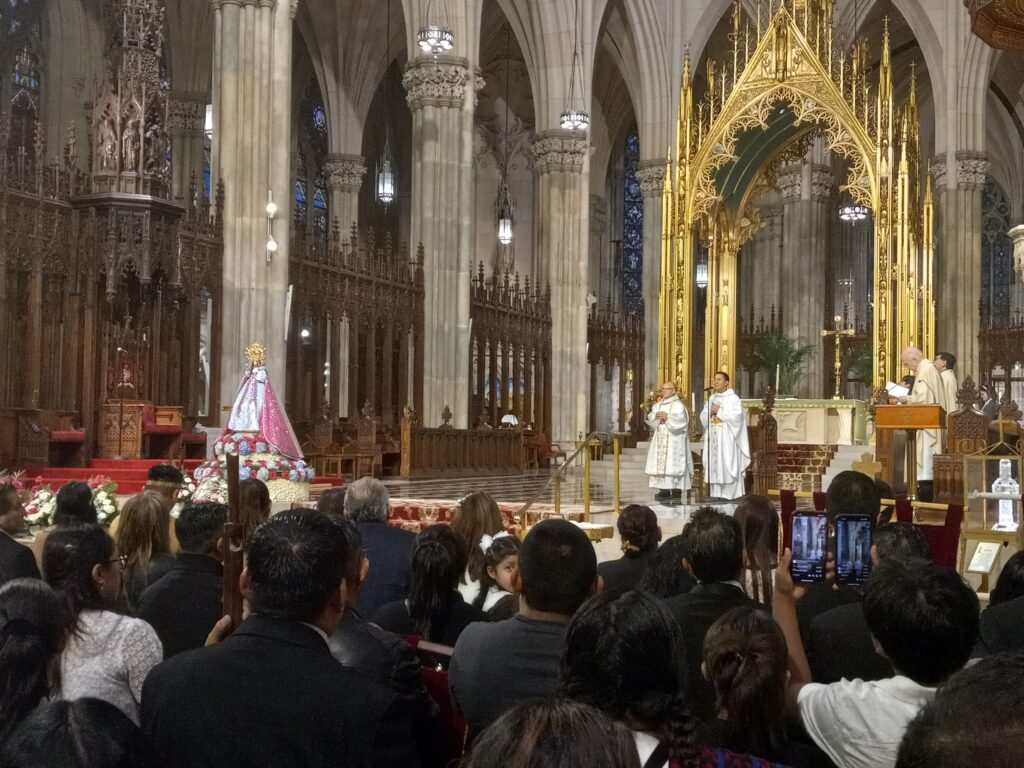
659;0;934;398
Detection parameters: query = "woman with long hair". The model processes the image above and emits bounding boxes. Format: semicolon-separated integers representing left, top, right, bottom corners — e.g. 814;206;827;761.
238;477;272;544
734;495;779;604
599;505;662;594
114;493;174;610
43;525;162;724
371;524;487;660
449;492;505;602
30;481;97;570
560;591;787;768
0;579;69;741
701;607;830;767
636;535;696;600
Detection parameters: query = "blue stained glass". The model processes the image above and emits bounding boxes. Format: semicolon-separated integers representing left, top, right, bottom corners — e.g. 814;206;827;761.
982;179;1011;325
621;132;644;316
313;105;327;135
313;187;327;210
295;181;307;221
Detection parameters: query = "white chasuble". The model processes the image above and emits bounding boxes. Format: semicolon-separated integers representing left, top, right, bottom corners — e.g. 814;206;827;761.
645;396;693;490
909;358;944;481
700;389;751;500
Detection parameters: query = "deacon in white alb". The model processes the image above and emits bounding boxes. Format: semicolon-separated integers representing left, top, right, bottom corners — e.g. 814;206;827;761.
644;382;693;503
700;371;750;500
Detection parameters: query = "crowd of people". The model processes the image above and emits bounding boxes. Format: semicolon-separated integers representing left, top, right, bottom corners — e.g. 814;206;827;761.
0;466;1021;767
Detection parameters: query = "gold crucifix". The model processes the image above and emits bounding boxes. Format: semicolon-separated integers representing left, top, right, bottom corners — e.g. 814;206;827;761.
821;314;855;400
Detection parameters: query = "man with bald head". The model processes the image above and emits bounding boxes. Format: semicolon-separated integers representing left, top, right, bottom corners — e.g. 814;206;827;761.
645;381;692;504
898;347;944;499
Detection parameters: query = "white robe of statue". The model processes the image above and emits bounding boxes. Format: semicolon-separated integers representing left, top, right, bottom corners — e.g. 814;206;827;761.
645;395;693;491
700;388;751;500
228;366;267;432
909;358;943;481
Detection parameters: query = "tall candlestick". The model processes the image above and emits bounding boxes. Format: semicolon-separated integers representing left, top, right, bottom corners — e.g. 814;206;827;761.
775;364;780;392
691;391;696;412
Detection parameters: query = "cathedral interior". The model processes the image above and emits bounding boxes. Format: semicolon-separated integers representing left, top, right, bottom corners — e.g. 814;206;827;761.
2;0;1024;464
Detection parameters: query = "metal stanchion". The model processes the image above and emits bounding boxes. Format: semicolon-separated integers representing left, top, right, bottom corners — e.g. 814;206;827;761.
584;442;591;522
554;473;561;516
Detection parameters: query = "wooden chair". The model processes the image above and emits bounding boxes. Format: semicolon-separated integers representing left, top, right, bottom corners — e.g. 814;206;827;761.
401;635;465;763
142;403;183;459
530;432;565;467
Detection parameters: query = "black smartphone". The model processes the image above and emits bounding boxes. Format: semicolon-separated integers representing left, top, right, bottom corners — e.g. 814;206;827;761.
790;513;827;584
834;515;873;587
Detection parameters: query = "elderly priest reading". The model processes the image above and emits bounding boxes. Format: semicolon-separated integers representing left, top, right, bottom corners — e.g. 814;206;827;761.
895;347;943;498
645;382;693;503
700;371;750;500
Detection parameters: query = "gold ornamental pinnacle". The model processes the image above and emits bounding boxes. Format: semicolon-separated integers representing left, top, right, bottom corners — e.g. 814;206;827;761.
245;343;267;367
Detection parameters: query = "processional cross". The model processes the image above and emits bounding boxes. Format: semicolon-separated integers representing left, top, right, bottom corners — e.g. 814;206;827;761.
821;314;855;400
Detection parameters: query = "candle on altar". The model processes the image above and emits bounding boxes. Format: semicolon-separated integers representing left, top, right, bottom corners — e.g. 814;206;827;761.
691;391;696;412
775;364;780;392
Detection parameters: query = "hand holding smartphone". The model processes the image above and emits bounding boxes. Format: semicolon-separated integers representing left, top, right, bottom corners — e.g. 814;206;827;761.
789;512;874;587
790;513;827;584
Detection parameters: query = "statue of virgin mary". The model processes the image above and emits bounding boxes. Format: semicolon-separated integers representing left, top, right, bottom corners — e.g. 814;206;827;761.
227;343;302;460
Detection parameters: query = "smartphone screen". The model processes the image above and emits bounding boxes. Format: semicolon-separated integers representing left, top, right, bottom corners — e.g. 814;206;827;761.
835;515;873;587
791;513;827;584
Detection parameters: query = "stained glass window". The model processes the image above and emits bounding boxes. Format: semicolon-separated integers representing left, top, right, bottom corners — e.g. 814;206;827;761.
294;77;328;240
295;152;308;222
982;178;1011;326
313;105;327;136
8;42;39;154
312;174;328;249
622;132;644;316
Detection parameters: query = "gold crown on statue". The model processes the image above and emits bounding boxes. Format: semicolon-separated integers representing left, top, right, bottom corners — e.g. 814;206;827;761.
245;343;266;367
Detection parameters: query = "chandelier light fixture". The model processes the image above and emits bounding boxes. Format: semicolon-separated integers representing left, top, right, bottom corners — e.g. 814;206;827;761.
560;0;589;131
496;24;515;246
839;204;869;222
695;261;709;289
377;0;397;206
417;0;454;57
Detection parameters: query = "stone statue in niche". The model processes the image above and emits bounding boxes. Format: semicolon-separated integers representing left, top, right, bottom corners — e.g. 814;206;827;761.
99;118;117;170
122;119;140;171
144;123;164;174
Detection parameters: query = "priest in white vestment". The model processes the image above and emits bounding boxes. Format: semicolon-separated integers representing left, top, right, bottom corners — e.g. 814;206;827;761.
645;382;693;502
897;347;944;490
934;352;959;415
699;371;751;500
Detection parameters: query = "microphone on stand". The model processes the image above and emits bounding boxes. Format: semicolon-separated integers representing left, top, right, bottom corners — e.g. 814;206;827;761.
703;386;714;392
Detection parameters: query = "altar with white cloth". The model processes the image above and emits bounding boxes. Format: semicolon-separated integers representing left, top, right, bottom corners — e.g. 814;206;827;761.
741;399;869;446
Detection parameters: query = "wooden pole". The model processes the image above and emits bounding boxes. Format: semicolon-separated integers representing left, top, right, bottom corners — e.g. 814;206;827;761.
223;452;244;628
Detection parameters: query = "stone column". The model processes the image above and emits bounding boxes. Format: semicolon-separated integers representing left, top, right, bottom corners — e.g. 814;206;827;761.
213;0;296;413
533;130;590;444
636;160;666;392
588;194;607;303
935;153;988;380
323;153;366;232
168;93;207;200
403;56;479;427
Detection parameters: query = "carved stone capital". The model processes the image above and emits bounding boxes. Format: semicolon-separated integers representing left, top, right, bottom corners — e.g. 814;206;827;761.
168;96;206;133
323;153;366;193
955;151;989;191
810;165;832;200
403;57;477;111
531;130;587;175
931;156;947;189
777;164;803;203
635;160;667;197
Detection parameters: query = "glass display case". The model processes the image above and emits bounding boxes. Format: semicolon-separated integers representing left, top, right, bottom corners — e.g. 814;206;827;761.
960;443;1024;587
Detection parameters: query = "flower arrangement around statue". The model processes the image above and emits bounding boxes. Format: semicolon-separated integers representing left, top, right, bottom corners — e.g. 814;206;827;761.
21;475;119;530
193;343;314;503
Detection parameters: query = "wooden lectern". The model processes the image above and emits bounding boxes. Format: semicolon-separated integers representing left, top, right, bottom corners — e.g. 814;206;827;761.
875;404;946;499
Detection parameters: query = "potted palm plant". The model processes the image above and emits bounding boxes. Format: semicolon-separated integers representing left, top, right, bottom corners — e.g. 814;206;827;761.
748;330;815;397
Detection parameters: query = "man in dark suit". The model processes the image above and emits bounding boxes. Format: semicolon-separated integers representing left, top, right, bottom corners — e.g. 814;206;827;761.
141;508;419;768
136;501;227;658
343;477;415;618
664;507;759;721
0;484;40;584
806;522;930;683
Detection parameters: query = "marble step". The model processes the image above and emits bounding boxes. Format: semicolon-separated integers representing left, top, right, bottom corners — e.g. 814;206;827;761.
821;444;873;491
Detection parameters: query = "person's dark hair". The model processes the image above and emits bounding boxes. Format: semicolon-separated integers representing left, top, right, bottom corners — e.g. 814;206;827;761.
863;558;979;686
0;580;69;741
237;477;271;543
734;495;778;603
245;508;348;623
53;482;96;526
0;484;18;517
42;525;114;627
146;464;184;485
901;375;916;389
407;525;467;640
896;651;1024;768
679;506;743;584
560;590;698;765
175;501;227;555
637;534;697;599
450;491;505;584
937;352;956;371
874;522;930;563
471;534;521;610
990;550;1024;606
316;487;347;519
826;470;881;525
331;515;363;584
0;698;159;768
714;371;730;383
518;518;596;616
702;606;786;757
465;698;641;768
617;505;661;558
